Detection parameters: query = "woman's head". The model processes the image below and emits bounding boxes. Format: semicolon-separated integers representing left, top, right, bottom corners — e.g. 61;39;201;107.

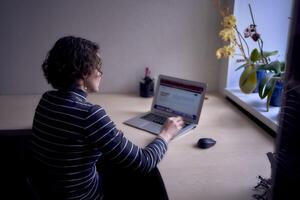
42;36;102;91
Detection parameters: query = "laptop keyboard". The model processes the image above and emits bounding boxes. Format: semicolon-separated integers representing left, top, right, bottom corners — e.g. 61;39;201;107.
141;113;190;128
142;113;167;125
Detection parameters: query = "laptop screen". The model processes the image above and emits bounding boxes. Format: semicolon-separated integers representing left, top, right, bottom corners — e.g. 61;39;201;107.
153;78;204;120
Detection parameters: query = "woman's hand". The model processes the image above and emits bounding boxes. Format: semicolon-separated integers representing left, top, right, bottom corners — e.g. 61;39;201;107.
159;116;184;143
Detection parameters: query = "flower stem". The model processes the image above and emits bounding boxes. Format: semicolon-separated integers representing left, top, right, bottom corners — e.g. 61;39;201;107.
235;26;250;57
248;4;255;25
248;4;268;64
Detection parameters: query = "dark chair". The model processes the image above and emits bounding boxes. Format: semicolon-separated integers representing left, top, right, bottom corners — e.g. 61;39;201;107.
0;130;39;200
98;160;169;200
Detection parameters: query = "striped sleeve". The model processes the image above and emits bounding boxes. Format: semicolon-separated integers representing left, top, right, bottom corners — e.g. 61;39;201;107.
85;105;168;173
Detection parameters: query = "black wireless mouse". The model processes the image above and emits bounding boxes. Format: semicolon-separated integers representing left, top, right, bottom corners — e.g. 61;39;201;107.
197;138;216;149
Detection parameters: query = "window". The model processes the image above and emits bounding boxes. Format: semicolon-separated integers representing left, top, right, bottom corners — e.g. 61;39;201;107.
224;0;293;132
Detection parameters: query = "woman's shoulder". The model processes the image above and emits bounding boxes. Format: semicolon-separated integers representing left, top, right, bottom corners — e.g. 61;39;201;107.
87;103;105;115
40;90;97;113
84;103;112;124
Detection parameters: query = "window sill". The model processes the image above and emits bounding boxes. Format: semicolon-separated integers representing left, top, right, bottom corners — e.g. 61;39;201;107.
224;88;280;132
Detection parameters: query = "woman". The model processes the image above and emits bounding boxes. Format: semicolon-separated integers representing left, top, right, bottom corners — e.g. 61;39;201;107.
29;36;183;200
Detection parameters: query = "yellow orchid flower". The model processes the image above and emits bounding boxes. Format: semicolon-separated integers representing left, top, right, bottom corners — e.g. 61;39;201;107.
223;15;236;28
216;45;235;59
219;28;235;41
223;45;235;57
216;48;223;59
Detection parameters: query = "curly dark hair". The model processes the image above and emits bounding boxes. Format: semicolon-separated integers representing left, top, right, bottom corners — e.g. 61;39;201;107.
42;36;100;89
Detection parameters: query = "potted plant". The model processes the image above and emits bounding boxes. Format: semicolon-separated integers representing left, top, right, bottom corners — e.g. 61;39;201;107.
258;61;285;111
215;3;284;111
235;48;278;94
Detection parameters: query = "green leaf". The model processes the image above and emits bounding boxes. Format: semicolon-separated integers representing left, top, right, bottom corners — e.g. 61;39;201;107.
266;80;276;111
235;63;248;71
266;61;282;74
271;61;281;74
258;72;276;99
256;64;268;70
239;65;257;93
258;61;285;74
262;50;278;58
250;48;260;62
280;62;285;72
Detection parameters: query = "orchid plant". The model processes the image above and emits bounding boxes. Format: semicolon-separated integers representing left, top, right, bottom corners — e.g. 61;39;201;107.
215;2;285;111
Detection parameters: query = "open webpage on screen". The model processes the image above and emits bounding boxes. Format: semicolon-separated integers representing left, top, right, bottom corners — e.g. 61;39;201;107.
154;80;203;120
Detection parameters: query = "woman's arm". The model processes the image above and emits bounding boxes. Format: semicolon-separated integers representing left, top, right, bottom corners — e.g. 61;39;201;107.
85;105;183;173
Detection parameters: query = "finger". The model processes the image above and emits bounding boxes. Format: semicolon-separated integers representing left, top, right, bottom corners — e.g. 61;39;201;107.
177;123;183;129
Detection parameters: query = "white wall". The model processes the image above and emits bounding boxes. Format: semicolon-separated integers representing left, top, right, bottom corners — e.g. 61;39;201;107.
0;0;223;95
225;0;293;89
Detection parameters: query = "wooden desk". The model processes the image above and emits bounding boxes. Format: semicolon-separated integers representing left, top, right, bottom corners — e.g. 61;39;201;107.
0;93;274;200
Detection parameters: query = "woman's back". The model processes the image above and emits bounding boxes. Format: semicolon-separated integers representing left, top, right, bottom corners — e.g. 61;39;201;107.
30;89;103;200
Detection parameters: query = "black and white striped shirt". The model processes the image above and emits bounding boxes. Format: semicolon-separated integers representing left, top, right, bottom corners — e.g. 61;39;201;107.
30;88;168;200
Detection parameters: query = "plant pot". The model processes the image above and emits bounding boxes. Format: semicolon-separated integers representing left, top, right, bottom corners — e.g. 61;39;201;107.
140;79;154;97
253;69;267;93
270;81;284;107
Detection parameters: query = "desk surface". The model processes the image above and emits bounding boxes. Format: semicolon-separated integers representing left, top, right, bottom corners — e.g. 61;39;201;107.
0;93;274;200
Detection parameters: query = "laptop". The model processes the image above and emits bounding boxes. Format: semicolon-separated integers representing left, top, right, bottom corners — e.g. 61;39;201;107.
124;74;207;137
